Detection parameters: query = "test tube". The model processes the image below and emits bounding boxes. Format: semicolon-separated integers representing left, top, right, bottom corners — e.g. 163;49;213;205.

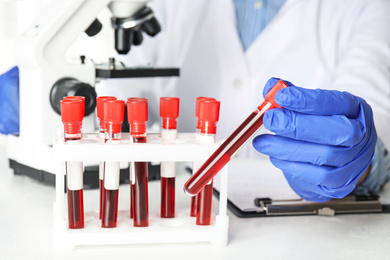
160;97;180;218
184;80;288;196
101;100;125;228
60;98;85;229
127;98;149;227
191;97;216;217
96;96;117;219
196;100;220;225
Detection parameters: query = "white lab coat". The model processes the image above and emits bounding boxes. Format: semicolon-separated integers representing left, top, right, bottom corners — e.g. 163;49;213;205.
100;0;390;155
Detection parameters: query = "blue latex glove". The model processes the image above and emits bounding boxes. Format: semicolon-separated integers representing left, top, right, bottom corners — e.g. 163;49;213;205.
0;66;19;135
252;78;377;202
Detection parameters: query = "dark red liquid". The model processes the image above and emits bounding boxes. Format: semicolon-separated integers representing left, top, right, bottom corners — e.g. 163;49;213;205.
101;189;119;228
130;183;134;219
67;189;84;229
99;179;104;219
132;136;149;227
161;177;175;218
196;181;213;225
190;196;197;217
184;109;266;195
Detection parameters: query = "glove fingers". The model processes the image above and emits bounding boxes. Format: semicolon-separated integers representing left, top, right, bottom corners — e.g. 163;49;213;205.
253;134;360;167
263;109;364;146
282;173;331;202
269;157;365;191
274;86;360;118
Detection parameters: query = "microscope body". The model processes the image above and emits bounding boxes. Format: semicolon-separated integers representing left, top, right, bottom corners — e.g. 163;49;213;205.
8;0;150;175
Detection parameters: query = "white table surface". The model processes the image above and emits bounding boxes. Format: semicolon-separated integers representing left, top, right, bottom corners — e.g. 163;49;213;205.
1;134;390;260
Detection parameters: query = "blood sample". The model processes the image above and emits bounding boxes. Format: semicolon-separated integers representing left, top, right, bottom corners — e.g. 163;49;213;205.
60;98;85;229
101;100;124;228
160;97;180;218
184;80;288;196
127;98;149;227
96;96;117;219
196;180;214;225
196;100;220;225
191;97;216;217
99;162;104;220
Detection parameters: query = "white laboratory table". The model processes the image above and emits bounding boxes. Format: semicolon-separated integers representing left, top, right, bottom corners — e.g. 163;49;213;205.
1;134;390;260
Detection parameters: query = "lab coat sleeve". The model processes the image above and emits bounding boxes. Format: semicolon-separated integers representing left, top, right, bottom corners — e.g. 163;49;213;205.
329;0;390;151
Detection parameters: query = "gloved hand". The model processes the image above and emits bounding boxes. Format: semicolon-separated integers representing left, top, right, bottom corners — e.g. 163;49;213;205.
0;66;19;135
252;78;377;202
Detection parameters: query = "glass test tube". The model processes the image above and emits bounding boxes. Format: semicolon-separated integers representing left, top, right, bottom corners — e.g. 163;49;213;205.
96;96;117;219
191;97;216;217
196;100;220;225
160;97;180;218
127;98;149;227
184;80;288;196
101;100;124;228
60;98;85;229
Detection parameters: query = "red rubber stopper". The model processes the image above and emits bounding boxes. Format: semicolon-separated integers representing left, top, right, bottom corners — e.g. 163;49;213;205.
103;100;125;134
60;99;84;134
160;97;180;130
127;98;148;136
96;96;117;120
195;97;215;129
264;80;288;108
97;96;117;130
199;100;220;134
63;96;85;118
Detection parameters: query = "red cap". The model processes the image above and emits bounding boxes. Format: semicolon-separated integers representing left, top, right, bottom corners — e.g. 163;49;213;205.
195;97;215;129
63;96;85;118
127;98;148;135
160;97;180;130
199;100;220;134
196;97;215;117
103;100;125;134
160;97;180;118
96;96;117;120
60;99;84;134
264;80;288;109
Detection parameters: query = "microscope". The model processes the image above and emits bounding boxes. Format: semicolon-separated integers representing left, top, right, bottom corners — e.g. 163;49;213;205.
7;0;179;185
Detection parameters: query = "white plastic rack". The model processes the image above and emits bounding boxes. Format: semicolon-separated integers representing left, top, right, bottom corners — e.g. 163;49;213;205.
53;133;229;251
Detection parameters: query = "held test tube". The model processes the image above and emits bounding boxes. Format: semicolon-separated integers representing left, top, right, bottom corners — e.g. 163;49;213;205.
101;100;125;228
127;98;149;227
184;80;288;196
96;96;117;220
160;97;180;218
60;97;85;229
196;100;220;225
191;97;216;217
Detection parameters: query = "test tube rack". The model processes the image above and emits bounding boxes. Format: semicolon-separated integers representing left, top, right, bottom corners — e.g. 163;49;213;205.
53;133;229;251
